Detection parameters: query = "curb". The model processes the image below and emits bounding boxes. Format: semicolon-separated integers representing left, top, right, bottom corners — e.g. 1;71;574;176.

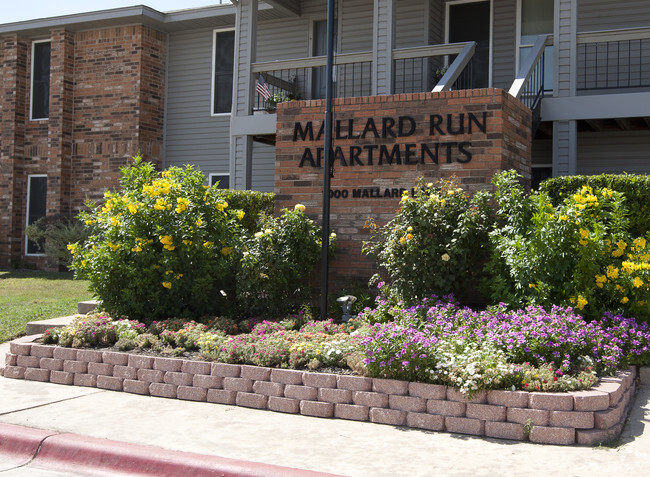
0;423;341;477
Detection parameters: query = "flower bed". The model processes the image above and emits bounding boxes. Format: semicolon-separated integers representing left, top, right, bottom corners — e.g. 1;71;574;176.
3;335;637;446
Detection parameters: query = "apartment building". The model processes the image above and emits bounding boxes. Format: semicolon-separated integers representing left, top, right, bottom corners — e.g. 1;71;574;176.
1;0;648;268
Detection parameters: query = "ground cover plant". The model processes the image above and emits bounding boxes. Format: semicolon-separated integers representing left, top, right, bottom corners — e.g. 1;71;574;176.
0;271;91;343
43;292;650;396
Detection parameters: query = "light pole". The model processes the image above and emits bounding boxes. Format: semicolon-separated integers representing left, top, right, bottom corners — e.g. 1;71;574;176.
319;0;335;321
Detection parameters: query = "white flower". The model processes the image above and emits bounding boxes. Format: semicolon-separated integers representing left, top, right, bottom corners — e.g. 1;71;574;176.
441;253;451;262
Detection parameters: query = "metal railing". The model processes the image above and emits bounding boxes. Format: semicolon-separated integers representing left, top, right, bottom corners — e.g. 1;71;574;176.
391;42;476;94
577;27;650;91
251;52;372;110
509;35;549;133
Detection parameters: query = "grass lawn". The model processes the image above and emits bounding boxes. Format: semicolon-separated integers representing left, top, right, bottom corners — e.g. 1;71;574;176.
0;271;92;343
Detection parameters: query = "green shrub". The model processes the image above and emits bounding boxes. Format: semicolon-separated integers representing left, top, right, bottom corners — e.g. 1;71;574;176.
487;170;650;320
363;178;493;305
541;173;650;236
215;188;274;234
236;204;335;318
69;157;245;323
25;214;91;266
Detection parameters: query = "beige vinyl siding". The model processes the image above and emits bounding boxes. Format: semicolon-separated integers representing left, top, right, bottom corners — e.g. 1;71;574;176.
340;0;374;53
492;0;517;89
577;130;650;174
165;28;231;171
251;141;276;192
578;0;650;32
256;18;310;61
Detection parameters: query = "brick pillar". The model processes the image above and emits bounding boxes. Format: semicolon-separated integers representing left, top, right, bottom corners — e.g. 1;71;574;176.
47;30;75;219
0;36;28;268
135;25;166;170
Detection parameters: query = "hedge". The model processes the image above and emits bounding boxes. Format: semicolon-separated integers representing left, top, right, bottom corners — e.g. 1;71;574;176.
540;173;650;236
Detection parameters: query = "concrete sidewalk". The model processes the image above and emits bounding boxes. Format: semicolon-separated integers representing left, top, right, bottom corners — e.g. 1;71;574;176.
1;340;649;477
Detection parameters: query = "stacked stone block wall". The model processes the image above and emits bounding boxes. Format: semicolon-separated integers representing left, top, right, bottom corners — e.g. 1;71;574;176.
2;335;636;447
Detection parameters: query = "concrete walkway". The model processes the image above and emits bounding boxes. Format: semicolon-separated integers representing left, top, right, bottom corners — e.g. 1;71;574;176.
1;340;649;476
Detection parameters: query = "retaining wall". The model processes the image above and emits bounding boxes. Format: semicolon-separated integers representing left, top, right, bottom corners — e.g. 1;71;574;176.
2;335;637;446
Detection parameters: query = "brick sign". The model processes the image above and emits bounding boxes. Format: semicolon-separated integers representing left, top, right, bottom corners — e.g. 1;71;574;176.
274;89;532;289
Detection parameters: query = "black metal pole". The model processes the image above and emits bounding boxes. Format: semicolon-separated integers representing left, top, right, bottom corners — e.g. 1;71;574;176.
319;0;335;321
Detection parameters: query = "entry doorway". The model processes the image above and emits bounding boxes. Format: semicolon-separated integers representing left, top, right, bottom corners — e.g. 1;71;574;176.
446;0;492;88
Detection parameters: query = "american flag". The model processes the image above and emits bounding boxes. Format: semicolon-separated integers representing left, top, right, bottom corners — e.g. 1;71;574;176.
255;74;272;100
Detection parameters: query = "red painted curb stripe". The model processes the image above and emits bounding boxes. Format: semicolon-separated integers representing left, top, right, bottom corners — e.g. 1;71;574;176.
0;423;56;463
33;431;342;477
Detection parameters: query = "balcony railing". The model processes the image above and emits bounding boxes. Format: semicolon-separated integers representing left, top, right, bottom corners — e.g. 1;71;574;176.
251;52;372;111
250;41;477;112
392;42;476;94
577;27;650;91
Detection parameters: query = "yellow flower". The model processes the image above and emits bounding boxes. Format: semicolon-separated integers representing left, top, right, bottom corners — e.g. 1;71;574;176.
237;211;245;221
254;232;264;239
579;229;589;239
165;270;174;275
406;226;413;232
110;217;121;227
558;215;568;221
216;201;228;212
131;245;143;252
127;203;138;215
196;218;203;226
441;253;450;262
175;198;190;214
159;235;173;246
162;282;172;289
294;204;306;212
67;243;77;255
621;296;629;304
85;219;94;226
182;240;193;246
221;246;233;256
606;265;620;280
107;242;121;252
576;295;588;310
579;239;588;247
633;277;644;288
633;237;647;249
595;274;607;288
203;241;214;248
154;198;169;211
399;237;406;244
406;233;413;240
528;283;536;289
264;229;272;235
175;274;183;280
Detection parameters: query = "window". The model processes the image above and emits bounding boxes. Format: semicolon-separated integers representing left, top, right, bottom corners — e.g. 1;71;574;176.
25;175;47;255
31;40;51;120
212;30;235;114
209;173;230;189
518;0;554;92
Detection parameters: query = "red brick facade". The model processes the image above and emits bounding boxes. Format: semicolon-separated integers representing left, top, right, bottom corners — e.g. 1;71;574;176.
275;89;532;289
0;25;166;268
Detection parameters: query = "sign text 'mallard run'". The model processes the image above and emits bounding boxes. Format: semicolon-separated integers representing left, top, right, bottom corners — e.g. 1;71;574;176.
293;112;488;168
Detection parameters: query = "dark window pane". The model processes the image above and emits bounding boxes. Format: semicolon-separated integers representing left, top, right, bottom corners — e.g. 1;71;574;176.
531;167;553;190
213;31;235;114
210;175;230;189
448;2;490;88
26;176;47;254
32;42;51;119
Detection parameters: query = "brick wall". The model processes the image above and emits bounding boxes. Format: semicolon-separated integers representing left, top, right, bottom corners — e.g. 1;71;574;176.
0;25;166;269
275;89;532;290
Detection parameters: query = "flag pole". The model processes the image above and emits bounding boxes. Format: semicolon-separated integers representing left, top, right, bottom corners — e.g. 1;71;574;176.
319;0;335;321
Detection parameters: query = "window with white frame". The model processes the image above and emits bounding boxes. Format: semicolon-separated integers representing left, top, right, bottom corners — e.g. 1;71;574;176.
209;173;230;189
31;40;51;120
518;0;554;92
25;175;47;255
212;30;235;114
